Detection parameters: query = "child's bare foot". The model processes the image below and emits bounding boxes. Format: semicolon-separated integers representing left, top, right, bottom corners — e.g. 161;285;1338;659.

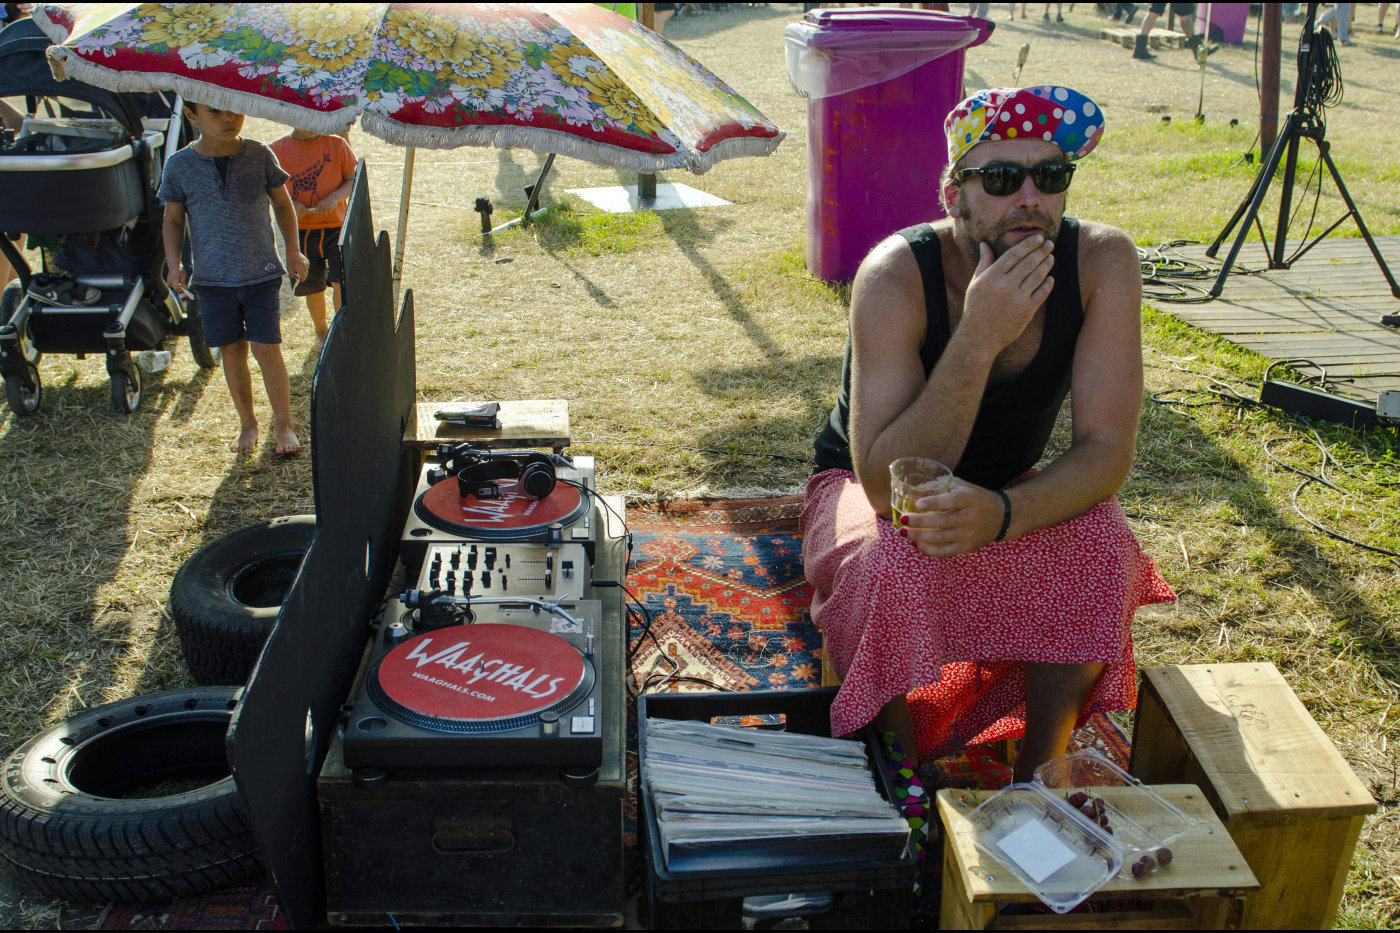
274;426;301;455
231;425;258;454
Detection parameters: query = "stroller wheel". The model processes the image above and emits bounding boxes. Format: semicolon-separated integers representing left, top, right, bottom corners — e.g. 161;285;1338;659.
4;361;41;417
111;365;142;414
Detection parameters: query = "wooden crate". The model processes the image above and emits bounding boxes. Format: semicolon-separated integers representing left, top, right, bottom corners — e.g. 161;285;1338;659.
1129;663;1377;929
937;784;1258;929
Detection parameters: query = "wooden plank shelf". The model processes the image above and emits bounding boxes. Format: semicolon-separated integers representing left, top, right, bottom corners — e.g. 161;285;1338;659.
403;399;571;455
1130;663;1376;930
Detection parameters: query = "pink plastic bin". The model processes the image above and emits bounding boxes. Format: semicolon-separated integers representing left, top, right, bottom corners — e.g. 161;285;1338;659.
1195;3;1249;45
787;9;990;282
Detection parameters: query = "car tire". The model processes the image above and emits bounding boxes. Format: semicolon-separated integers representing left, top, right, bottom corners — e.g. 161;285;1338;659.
171;515;315;685
0;687;262;903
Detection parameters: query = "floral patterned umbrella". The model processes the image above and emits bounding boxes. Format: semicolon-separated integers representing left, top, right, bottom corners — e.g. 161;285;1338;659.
33;2;784;175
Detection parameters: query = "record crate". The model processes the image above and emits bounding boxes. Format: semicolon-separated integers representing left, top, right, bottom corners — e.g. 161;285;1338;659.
638;687;917;930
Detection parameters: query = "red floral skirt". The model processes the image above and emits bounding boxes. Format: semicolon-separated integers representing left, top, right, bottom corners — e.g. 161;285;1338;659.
800;470;1176;759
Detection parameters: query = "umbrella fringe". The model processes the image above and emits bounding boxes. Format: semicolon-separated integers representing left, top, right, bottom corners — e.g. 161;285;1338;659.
685;132;787;175
41;46;783;176
44;47;357;136
362;114;784;176
361;113;689;174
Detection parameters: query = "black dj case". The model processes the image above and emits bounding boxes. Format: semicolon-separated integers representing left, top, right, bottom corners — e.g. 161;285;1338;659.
318;507;628;928
318;739;626;928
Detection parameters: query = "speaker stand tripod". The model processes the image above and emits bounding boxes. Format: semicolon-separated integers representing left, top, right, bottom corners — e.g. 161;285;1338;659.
1205;4;1400;305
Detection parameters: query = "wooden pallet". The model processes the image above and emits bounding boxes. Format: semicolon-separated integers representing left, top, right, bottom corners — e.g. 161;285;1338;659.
1100;25;1186;49
1169;236;1400;402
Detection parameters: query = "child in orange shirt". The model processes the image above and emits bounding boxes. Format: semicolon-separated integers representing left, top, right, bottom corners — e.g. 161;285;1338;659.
269;128;357;346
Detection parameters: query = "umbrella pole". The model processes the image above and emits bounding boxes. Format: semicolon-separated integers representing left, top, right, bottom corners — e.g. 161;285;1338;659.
489;153;554;234
393;147;416;303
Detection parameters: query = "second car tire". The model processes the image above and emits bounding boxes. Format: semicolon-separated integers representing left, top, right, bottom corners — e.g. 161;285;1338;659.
0;687;261;903
171;515;316;684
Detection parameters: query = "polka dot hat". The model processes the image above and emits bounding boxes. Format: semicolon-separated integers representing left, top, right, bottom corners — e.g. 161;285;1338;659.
945;85;1103;164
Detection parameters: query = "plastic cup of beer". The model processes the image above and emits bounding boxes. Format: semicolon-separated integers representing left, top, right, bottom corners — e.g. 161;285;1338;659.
889;457;952;525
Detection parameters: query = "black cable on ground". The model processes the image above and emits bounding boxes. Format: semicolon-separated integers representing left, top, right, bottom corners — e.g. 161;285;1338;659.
1145;348;1400;566
1138;241;1243;303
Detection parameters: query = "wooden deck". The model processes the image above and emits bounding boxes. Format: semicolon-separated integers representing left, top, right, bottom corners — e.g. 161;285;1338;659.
1161;235;1400;402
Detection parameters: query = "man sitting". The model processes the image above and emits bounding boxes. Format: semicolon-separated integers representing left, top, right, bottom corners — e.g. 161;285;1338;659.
801;85;1175;781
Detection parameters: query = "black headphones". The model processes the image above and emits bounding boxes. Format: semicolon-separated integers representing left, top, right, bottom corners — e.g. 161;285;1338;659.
431;444;561;501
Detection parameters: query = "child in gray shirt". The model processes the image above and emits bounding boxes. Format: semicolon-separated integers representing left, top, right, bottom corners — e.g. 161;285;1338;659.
160;102;308;455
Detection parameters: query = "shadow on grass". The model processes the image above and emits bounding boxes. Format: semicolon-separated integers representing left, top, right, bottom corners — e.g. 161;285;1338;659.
493;148;557;216
0;353;218;753
688;356;840;486
1128;388;1400;685
199;345;320;544
656;207;784;359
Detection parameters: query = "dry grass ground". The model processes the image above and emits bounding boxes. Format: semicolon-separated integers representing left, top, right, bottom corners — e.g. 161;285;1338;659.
1;3;1398;927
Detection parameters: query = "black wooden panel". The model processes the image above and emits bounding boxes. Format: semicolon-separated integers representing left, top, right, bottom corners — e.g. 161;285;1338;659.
227;160;417;930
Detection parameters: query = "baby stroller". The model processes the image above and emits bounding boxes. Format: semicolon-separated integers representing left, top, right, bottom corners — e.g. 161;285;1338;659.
0;17;215;417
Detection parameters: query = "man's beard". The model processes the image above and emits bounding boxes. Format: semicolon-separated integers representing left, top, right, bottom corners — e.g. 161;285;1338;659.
955;192;1063;258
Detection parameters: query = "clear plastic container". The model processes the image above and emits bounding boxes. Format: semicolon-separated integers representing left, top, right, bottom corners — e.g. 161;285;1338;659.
1033;749;1196;876
966;784;1122;914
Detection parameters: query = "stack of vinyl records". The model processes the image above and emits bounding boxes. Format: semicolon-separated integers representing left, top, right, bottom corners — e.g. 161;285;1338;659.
641;718;912;873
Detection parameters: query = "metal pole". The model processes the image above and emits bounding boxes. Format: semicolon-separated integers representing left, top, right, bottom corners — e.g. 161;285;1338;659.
488;153;555;234
1261;4;1282;151
1272;2;1318;268
637;3;658;202
393;146;415;304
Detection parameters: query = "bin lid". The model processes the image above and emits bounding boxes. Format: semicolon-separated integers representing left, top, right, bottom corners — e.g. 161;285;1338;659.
804;7;993;38
785;9;991;100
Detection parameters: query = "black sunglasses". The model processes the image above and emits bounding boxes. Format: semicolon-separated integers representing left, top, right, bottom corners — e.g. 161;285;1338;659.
953;161;1076;197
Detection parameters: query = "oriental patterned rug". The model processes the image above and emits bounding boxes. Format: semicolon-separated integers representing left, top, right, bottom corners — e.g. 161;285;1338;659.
98;495;1129;930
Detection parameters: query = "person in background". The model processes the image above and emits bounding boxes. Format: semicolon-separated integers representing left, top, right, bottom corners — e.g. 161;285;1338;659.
1376;3;1399;36
1317;2;1355;45
1131;2;1202;60
269;126;356;348
0;3;33;27
159;102;308;456
801;85;1174;777
652;2;676;32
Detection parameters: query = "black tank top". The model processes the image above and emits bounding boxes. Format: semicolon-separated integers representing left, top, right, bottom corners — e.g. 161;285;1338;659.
812;218;1084;490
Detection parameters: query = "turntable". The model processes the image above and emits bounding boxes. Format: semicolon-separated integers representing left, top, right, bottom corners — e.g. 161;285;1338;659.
399;454;595;573
342;615;604;773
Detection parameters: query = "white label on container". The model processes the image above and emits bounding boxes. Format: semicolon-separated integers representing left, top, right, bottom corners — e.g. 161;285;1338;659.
996;818;1077;884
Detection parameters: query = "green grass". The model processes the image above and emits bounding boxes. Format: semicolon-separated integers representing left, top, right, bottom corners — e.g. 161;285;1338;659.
531;200;670;255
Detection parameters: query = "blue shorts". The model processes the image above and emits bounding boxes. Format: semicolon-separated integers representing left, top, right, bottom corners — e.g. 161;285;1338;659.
196;279;283;347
